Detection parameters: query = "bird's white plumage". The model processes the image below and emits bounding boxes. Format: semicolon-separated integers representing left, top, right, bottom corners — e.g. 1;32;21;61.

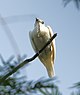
29;18;56;78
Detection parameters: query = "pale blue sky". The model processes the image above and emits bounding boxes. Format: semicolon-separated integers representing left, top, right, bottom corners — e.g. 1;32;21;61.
0;0;80;95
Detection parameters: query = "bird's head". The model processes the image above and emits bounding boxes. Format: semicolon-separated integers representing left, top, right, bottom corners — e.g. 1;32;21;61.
34;18;44;27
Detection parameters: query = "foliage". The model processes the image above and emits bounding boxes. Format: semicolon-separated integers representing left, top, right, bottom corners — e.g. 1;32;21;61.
63;0;80;10
70;82;80;95
0;55;62;95
0;55;80;95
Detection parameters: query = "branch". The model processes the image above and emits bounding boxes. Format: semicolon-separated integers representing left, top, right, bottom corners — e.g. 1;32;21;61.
0;15;21;60
0;33;57;83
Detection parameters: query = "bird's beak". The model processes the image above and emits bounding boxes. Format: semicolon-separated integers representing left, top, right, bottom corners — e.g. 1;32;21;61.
36;18;39;22
35;18;44;24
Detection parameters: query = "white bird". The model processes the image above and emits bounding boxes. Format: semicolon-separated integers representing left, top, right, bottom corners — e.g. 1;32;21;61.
29;18;56;78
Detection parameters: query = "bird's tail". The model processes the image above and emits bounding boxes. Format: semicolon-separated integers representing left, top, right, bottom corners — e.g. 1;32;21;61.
46;64;55;78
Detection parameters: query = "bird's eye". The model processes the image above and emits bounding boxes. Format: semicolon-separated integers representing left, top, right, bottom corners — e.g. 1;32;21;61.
42;21;44;24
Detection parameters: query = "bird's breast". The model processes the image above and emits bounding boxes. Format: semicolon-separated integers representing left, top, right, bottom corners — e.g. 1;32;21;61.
33;27;51;56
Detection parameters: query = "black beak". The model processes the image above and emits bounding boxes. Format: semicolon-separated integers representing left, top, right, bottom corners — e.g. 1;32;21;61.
36;18;44;24
36;18;39;21
36;18;39;22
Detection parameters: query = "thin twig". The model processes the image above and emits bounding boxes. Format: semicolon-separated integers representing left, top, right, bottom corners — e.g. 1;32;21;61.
0;33;57;83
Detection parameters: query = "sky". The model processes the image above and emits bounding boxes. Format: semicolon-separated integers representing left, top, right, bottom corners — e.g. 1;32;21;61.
0;0;80;95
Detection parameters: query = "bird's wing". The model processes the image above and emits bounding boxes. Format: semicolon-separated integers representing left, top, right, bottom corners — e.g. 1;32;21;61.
46;26;56;77
29;31;37;52
47;26;56;61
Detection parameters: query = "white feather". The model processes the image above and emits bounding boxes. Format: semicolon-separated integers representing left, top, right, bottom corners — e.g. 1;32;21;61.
29;18;56;78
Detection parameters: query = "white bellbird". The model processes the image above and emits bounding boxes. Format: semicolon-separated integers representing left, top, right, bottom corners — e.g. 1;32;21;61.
29;18;56;78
